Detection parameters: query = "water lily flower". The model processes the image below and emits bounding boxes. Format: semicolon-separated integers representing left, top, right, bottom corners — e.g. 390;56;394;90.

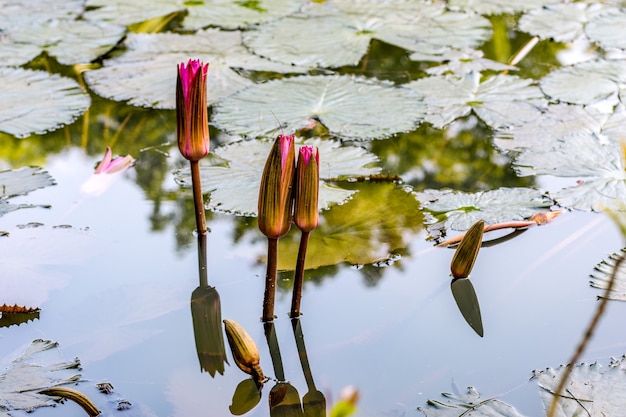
176;59;210;162
258;134;296;239
95;146;134;174
294;146;319;233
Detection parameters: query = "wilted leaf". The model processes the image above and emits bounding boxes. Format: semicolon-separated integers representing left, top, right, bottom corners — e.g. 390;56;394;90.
540;59;626;107
276;182;422;269
447;0;562;15
243;0;491;68
175;138;379;216
418;386;525;417
532;356;626;416
405;72;546;130
0;339;81;415
415;187;553;239
83;30;305;109
0;68;90;138
590;248;626;301
212;75;425;140
0;0;125;66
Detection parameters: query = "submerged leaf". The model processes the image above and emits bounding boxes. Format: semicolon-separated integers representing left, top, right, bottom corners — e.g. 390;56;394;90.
174;138;379;216
533;356;626;416
590;248;626;301
405;72;546;129
84;30;305;109
212;75;424;140
418;386;525;416
0;339;81;414
0;68;90;138
415;187;553;239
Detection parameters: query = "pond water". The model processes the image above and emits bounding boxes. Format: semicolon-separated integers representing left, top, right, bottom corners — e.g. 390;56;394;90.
2;2;626;417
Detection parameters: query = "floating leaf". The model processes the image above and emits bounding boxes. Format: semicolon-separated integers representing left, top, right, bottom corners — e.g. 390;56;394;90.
590;248;626;301
0;0;125;66
243;1;490;68
518;2;599;42
212;75;424;140
84;30;305;109
415;187;553;238
84;0;183;26
0;339;81;415
585;6;626;50
175;138;379;216
0;167;56;217
276;182;422;269
540;59;626;107
0;68;90;138
405;72;546;129
532;356;626;416
447;0;562;15
418;386;525;417
414;49;516;76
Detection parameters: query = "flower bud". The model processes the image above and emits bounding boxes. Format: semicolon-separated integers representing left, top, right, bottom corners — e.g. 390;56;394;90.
258;135;296;239
176;59;210;161
294;146;319;232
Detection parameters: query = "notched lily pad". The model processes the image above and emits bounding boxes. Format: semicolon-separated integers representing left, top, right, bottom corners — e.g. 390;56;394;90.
0;166;56;217
405;72;545;130
174;138;380;216
418;385;525;417
532;356;626;416
84;30;306;109
212;75;425;140
0;68;90;138
415;187;553;239
0;339;81;415
590;248;626;301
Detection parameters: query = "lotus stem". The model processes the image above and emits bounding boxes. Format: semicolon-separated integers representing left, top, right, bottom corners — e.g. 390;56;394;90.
39;387;101;417
546;253;624;417
290;231;310;318
190;160;207;235
262;237;279;322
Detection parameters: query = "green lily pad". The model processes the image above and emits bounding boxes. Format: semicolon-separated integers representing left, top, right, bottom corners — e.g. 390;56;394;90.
83;30;305;109
0;339;81;416
533;356;626;416
0;0;125;66
243;0;491;68
418;385;525;417
590;248;626;301
405;72;546;129
174;138;380;216
0;166;55;217
212;75;425;140
277;182;422;269
0;68;90;138
540;59;626;107
415;187;553;238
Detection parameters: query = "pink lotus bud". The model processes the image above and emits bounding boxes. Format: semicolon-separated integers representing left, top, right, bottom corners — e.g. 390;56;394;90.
176;59;210;161
294;146;319;232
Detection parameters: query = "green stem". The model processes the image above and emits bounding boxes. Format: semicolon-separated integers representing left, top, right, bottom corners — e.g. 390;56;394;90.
263;237;279;322
290;231;310;318
190;160;207;235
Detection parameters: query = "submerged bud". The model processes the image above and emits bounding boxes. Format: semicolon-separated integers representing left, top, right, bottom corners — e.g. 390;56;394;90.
294;146;319;233
258;134;296;239
223;319;265;382
176;59;210;161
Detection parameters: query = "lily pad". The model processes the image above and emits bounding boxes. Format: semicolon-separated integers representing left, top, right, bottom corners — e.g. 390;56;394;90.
447;0;562;15
0;0;125;66
0;339;81;416
518;2;601;43
174;138;380;216
84;0;183;26
0;68;90;138
405;72;546;130
277;182;422;269
0;166;55;217
585;7;626;50
83;30;305;109
413;49;516;76
415;187;553;238
590;248;626;301
417;385;525;417
243;0;491;68
212;75;425;140
540;59;626;107
532;356;626;416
